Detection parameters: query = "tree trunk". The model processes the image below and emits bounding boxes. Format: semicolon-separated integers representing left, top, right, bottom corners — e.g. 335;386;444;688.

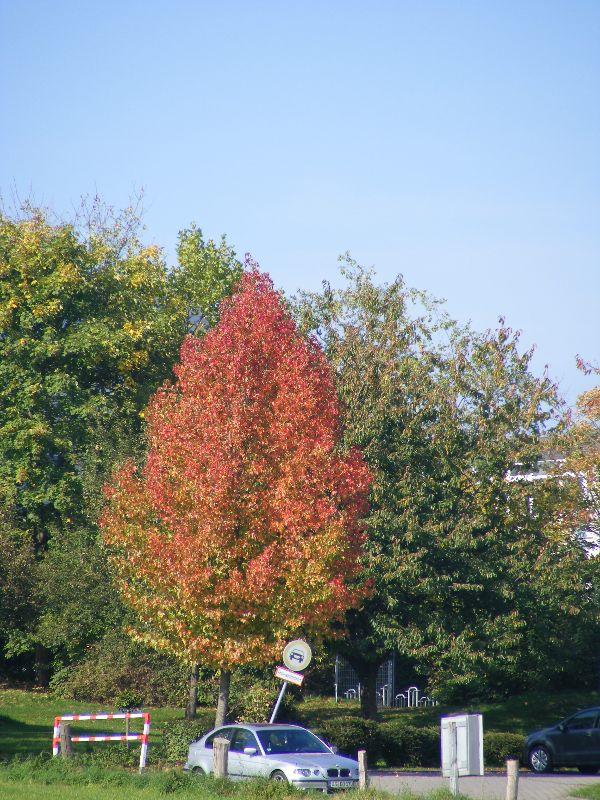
34;643;51;687
353;660;380;720
185;663;200;719
215;669;231;727
33;517;51;687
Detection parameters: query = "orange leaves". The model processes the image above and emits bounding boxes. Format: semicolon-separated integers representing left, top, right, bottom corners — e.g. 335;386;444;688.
101;268;371;669
577;386;600;421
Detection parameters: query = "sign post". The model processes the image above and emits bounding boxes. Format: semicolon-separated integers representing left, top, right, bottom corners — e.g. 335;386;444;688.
448;720;459;797
270;640;312;723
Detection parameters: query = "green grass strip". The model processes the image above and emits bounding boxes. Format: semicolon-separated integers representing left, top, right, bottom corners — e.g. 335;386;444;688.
0;757;467;800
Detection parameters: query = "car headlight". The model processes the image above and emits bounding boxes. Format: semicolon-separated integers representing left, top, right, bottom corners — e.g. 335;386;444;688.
293;768;311;777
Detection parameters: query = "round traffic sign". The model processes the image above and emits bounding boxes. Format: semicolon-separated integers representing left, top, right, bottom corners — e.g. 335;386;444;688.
282;640;312;671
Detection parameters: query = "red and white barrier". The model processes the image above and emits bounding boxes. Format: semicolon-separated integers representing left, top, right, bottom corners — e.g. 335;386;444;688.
52;712;151;772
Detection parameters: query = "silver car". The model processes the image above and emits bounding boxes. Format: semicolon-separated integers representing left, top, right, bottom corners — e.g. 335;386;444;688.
183;723;359;792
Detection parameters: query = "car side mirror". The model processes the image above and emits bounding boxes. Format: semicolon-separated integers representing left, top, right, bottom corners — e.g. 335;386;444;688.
243;746;258;756
330;745;339;754
558;723;565;732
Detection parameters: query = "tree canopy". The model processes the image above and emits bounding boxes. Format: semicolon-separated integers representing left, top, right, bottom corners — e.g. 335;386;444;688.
1;202;596;713
565;360;600;544
0;207;241;548
296;259;597;714
0;203;241;682
101;268;371;719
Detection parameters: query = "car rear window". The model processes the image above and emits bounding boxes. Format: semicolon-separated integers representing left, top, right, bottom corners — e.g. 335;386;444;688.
566;711;599;731
205;727;234;748
230;728;260;753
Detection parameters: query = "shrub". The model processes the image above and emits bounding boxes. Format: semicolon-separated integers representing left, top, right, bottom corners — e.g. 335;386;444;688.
161;715;215;763
49;631;189;706
315;716;381;760
114;690;144;711
484;732;525;766
232;684;277;723
228;671;297;724
379;721;440;767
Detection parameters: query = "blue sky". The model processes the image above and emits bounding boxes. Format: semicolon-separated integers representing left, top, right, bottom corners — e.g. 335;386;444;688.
1;0;598;406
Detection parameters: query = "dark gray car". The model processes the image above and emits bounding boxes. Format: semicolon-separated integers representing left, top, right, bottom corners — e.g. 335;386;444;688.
524;707;600;773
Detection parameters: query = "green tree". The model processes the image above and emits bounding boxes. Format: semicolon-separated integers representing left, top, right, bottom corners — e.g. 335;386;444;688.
175;224;242;328
297;259;592;716
34;527;124;666
565;360;600;541
0;203;241;682
0;519;38;675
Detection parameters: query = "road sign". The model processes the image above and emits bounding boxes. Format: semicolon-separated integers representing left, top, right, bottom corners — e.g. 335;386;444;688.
274;665;304;686
282;639;312;671
271;640;312;724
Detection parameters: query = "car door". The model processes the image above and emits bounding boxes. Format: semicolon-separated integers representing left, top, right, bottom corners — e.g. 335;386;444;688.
589;714;600;767
202;727;235;773
555;710;599;766
228;728;263;779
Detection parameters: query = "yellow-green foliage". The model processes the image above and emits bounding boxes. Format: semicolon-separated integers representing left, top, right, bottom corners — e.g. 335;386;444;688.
0;209;240;548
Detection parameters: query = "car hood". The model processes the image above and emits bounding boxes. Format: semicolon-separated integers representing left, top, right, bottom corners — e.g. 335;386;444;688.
267;753;358;771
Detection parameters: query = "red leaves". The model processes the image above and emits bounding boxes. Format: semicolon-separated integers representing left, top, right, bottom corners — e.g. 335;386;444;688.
101;268;371;668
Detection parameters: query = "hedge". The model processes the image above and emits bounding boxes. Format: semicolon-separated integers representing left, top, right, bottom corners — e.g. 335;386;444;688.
315;716;382;760
316;717;526;768
379;721;440;767
162;713;526;768
161;715;215;762
484;732;525;765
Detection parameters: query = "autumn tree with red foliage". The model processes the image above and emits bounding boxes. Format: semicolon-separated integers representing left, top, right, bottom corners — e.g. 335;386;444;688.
100;269;370;723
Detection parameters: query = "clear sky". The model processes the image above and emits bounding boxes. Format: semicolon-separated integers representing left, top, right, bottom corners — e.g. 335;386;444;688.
1;0;598;406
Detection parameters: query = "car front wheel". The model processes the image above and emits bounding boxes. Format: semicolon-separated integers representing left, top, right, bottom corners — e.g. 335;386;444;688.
270;770;288;783
529;745;552;773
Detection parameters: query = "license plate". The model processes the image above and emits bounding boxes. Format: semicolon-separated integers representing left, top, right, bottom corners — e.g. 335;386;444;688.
329;780;355;788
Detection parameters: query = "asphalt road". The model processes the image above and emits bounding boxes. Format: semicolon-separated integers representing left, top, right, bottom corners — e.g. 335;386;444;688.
369;769;600;799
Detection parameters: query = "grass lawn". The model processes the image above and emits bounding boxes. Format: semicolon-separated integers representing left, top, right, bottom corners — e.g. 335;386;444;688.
573;788;600;799
0;758;466;800
2;686;600;762
0;780;465;800
4;686;598;798
0;688;194;758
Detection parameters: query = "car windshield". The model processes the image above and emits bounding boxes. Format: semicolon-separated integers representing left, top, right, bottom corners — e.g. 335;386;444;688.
257;728;330;755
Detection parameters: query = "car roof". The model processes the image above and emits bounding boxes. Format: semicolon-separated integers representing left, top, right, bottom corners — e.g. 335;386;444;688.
213;723;306;730
570;707;600;715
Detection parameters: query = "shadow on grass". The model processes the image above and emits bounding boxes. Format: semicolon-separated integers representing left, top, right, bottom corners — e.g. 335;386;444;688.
0;715;53;757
